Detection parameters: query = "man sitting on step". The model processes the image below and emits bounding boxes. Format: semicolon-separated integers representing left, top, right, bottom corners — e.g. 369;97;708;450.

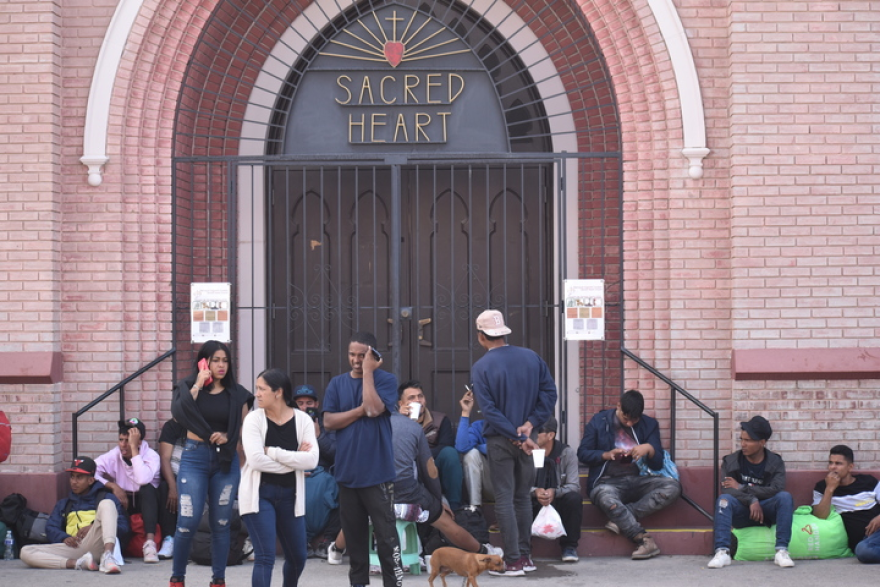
577;389;681;560
531;416;582;563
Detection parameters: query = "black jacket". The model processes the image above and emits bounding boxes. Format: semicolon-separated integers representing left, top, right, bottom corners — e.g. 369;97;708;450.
721;449;787;507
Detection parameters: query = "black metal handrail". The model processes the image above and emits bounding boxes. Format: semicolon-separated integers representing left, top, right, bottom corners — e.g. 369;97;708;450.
621;346;719;521
72;348;176;456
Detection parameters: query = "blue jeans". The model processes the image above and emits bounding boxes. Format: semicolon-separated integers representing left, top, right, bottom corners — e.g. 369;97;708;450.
172;439;241;579
712;491;793;551
590;475;681;542
434;446;463;510
855;529;880;563
486;436;535;563
243;483;307;587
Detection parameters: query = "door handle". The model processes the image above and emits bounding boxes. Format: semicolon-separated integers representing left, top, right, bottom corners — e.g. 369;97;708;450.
418;317;432;347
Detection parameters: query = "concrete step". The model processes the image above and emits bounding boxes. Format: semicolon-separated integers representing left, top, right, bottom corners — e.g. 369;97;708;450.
526;528;714;558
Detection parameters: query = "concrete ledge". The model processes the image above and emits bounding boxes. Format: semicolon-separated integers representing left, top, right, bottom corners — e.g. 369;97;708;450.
0;472;68;513
0;352;63;384
732;347;880;380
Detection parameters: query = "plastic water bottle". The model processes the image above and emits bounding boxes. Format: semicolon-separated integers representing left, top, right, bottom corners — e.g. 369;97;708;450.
3;530;13;560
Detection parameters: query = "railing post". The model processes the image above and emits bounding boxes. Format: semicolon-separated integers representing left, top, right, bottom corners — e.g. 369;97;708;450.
73;413;79;458
669;384;676;461
119;385;125;422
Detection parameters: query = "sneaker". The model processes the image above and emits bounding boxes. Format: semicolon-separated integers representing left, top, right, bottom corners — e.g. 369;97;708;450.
158;536;174;560
169;577;185;587
314;540;331;560
488;558;526;577
521;555;536;572
605;520;620;534
75;551;98;571
631;534;660;560
143;539;160;563
774;549;795;568
561;547;579;562
369;565;381;575
483;543;504;557
243;537;255;562
327;541;345;565
210;579;225;587
99;550;121;574
707;548;731;569
306;547;316;559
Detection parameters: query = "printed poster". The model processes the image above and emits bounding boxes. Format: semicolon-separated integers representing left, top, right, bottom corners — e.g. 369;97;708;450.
191;282;232;343
564;279;605;341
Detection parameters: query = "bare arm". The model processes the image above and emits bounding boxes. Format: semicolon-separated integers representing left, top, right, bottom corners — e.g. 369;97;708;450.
324;405;367;430
812;473;840;519
360;348;385;417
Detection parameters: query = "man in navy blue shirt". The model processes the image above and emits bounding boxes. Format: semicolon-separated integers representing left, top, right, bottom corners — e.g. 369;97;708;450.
323;332;403;587
470;309;557;576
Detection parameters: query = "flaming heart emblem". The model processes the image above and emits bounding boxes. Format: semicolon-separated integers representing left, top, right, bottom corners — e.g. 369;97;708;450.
384;42;404;67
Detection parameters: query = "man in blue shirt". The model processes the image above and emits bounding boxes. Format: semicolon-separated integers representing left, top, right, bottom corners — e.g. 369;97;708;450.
323;332;403;587
456;388;494;508
470;309;557;576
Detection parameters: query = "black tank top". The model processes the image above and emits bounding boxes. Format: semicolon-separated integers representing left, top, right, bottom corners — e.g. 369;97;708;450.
196;390;230;432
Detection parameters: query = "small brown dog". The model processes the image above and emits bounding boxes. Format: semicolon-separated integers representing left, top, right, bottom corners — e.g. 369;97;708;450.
428;547;505;587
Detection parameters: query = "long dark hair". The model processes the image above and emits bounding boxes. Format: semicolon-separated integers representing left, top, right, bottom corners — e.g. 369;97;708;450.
257;368;294;407
195;340;236;391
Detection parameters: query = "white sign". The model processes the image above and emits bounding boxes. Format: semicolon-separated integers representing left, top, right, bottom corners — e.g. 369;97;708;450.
191;283;232;343
564;279;605;341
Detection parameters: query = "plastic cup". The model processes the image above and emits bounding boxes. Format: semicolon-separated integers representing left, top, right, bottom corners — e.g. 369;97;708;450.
532;448;546;467
409;402;421;420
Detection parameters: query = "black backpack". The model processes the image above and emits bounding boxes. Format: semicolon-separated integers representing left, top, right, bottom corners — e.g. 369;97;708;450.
454;506;491;546
191;505;249;566
0;493;50;545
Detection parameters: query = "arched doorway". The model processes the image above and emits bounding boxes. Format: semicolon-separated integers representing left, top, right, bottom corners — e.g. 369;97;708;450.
171;0;623;434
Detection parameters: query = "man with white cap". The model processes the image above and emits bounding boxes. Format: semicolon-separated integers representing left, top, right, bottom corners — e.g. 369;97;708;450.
470;309;557;576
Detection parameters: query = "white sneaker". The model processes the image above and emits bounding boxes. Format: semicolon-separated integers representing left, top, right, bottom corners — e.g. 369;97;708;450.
707;549;731;568
142;539;159;563
774;549;795;568
483;543;504;557
75;551;98;571
243;537;255;562
157;536;174;560
100;550;121;574
327;541;344;565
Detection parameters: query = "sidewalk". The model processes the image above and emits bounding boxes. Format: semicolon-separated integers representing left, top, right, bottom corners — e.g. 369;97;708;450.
0;554;874;587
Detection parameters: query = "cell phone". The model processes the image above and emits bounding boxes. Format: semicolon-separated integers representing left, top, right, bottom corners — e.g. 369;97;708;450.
305;407;319;421
371;347;382;361
620;454;633;464
198;358;213;386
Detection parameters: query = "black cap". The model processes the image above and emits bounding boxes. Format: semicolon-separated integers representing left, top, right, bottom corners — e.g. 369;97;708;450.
119;416;147;439
66;456;97;476
741;416;772;441
293;384;318;401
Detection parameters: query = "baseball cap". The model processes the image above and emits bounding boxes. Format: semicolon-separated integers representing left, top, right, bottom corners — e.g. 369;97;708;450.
741;415;772;441
293;384;318;400
66;456;97;476
119;416;147;439
475;309;512;336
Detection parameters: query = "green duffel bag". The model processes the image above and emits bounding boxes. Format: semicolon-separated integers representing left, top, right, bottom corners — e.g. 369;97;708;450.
732;505;853;561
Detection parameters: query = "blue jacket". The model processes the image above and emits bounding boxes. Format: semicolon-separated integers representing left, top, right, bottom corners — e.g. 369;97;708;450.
46;481;129;544
577;408;665;493
455;417;487;455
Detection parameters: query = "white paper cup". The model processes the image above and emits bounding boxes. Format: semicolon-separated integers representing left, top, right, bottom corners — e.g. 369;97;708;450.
532;448;546;467
409;402;421;420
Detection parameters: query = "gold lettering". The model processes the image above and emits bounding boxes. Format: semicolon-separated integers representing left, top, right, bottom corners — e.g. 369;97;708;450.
335;75;352;105
380;76;397;104
415;113;431;142
448;74;465;103
437;112;451;142
349;114;365;143
371;113;386;143
358;76;374;105
404;75;419;104
426;74;441;104
393;113;409;142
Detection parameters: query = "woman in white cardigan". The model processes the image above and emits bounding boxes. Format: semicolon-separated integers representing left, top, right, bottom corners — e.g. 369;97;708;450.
240;368;319;587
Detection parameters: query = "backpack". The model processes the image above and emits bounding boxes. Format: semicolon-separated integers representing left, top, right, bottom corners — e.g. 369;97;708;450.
0;493;26;527
454;506;491;545
16;509;50;544
0;411;10;463
191;504;248;566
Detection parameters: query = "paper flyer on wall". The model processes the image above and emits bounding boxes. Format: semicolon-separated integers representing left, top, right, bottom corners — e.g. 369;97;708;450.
191;282;232;343
564;279;605;341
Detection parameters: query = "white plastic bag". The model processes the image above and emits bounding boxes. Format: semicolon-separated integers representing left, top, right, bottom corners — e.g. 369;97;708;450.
531;504;566;539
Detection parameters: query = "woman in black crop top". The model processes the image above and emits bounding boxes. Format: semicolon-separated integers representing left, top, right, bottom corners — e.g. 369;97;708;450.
169;341;253;587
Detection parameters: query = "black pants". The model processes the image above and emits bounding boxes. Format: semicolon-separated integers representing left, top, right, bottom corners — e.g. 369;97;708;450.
157;478;178;539
338;483;402;587
126;483;160;537
532;490;583;550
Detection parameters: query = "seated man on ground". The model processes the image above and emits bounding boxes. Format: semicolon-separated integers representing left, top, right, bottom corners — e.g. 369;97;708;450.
20;456;129;573
95;416;163;563
157;418;186;559
577;389;681;560
811;444;880;563
390;408;502;563
398;380;464;510
532;416;582;563
456;387;495;510
706;415;794;569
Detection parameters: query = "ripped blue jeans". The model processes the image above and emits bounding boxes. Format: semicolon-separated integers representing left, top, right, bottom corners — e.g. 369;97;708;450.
172;439;241;579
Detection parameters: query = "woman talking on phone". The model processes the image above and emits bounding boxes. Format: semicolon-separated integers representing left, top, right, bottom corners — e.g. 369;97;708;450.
240;368;318;587
169;340;253;587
